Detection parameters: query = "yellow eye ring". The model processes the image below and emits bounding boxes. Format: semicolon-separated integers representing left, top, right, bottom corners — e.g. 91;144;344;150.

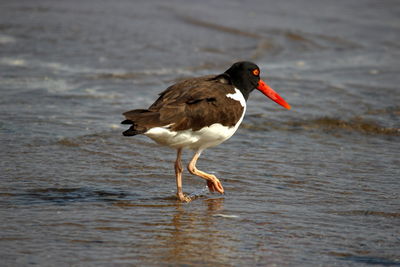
252;69;260;76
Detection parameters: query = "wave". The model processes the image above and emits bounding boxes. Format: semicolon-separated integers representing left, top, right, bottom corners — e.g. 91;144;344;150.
242;115;400;136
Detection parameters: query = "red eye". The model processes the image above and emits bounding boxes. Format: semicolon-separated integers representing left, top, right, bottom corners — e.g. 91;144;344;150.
252;69;260;76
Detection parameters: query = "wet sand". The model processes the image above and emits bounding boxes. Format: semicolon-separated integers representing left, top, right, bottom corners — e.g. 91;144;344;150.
1;0;400;266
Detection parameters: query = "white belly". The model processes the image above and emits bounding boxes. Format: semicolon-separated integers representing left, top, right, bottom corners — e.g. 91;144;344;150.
144;89;246;150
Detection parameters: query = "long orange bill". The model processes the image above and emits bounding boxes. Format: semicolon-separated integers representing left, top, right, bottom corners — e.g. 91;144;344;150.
257;79;291;110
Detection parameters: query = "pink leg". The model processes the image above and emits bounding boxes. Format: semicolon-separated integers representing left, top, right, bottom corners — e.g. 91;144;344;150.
187;150;224;194
174;148;191;202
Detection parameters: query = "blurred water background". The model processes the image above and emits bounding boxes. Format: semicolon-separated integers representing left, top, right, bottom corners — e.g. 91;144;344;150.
1;0;399;266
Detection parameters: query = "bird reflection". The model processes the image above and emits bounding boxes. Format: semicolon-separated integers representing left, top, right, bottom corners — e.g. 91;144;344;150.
158;197;234;265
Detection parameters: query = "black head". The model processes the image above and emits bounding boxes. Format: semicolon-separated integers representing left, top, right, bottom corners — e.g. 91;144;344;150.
224;61;261;100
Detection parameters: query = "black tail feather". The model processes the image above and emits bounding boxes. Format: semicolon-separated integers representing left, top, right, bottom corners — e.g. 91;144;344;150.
121;119;134;125
122;128;137;136
121;108;158;136
122;125;146;136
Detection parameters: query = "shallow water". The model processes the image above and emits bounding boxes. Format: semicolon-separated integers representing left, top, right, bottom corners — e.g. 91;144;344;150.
1;0;400;266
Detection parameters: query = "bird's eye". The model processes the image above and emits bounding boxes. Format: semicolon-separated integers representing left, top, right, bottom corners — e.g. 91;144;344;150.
252;69;260;76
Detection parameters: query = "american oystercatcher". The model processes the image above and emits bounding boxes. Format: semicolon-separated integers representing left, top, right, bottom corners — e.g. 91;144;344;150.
122;61;290;202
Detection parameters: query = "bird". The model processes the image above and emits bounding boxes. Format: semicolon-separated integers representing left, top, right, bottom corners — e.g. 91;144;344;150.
121;61;291;202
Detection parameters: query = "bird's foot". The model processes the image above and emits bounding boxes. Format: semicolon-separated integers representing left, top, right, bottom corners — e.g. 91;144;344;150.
176;192;192;203
207;179;224;194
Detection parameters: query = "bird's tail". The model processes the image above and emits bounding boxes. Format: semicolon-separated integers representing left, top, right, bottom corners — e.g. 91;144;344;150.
121;124;145;136
121;109;159;136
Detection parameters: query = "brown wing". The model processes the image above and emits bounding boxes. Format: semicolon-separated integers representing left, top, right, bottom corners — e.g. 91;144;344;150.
122;74;244;132
148;75;217;111
151;74;244;131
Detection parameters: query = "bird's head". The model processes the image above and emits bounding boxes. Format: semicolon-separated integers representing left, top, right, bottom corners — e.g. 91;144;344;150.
225;61;291;110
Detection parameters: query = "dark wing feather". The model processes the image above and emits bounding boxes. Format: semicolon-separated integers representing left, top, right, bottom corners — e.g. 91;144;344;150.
148;75;216;111
122;74;244;133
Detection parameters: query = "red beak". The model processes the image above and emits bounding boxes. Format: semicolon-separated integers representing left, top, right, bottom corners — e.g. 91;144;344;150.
257;79;291;110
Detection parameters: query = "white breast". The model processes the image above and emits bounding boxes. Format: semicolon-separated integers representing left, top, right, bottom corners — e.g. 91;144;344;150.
226;88;246;107
145;88;246;150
